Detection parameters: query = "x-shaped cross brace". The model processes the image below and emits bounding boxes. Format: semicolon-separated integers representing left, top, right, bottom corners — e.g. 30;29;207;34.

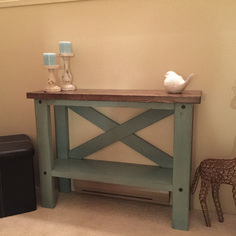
69;106;173;168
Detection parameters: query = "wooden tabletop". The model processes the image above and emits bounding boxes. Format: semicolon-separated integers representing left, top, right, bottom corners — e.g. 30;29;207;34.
27;89;201;104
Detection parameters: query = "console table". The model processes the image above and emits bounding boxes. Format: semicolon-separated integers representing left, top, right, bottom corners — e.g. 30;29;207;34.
27;89;201;231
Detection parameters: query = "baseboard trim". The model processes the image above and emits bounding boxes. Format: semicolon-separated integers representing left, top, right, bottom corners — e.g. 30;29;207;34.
73;180;170;205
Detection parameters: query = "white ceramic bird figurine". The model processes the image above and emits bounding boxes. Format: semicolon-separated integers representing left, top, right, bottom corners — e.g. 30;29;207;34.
164;71;194;94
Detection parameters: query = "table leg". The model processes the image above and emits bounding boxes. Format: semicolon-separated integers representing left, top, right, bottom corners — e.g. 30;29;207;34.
34;100;56;208
172;104;193;230
54;106;71;193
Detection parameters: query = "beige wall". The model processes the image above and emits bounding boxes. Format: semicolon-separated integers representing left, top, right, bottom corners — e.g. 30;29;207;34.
1;0;236;214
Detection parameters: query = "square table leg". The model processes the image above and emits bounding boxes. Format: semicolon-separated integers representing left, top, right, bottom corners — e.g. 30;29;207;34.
172;104;193;230
34;100;56;208
54;105;71;193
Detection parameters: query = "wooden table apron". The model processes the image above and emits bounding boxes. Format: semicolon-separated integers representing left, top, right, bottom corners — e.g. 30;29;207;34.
27;89;201;231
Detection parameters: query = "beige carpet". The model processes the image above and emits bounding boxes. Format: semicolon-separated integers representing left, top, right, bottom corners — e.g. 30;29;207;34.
0;191;235;236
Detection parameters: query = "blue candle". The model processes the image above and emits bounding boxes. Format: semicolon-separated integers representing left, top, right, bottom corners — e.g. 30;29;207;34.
43;53;56;66
59;41;72;53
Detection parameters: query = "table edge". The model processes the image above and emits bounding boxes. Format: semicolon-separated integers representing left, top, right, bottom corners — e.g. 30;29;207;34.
26;89;202;104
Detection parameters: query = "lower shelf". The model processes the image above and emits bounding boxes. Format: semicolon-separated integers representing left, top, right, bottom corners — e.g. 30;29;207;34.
51;159;173;192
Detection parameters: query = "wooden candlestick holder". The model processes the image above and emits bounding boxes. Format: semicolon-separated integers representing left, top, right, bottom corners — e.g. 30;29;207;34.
44;65;61;92
59;53;76;91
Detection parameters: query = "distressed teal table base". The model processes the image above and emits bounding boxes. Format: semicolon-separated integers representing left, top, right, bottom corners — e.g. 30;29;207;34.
27;89;201;231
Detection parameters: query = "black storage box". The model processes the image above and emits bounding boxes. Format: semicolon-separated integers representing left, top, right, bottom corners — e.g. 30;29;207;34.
0;134;37;217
